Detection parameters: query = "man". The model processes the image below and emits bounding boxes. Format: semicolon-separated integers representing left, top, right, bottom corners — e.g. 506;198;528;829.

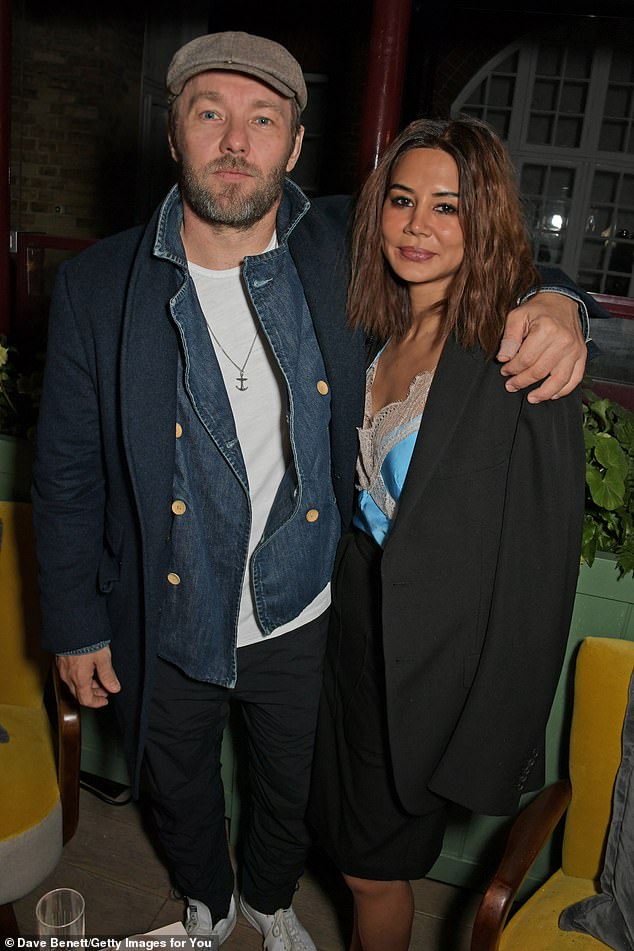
33;31;591;951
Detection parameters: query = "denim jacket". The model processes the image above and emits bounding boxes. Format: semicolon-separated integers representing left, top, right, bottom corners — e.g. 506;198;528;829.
156;183;341;686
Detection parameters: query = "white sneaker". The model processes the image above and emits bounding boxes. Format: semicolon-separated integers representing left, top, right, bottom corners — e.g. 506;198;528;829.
185;895;237;944
239;895;316;951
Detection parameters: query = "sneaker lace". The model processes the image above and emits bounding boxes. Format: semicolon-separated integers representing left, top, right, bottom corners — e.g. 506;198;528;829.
270;910;292;951
270;909;310;951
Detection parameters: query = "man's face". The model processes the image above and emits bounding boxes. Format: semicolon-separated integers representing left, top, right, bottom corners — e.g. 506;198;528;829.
170;71;303;230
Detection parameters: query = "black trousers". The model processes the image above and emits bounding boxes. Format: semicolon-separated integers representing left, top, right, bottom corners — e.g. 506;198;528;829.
142;612;328;922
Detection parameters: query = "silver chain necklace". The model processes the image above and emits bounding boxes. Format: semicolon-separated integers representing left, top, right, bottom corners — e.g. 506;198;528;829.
208;327;259;391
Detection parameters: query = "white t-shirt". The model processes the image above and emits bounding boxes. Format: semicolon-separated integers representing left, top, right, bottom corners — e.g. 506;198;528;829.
188;241;330;647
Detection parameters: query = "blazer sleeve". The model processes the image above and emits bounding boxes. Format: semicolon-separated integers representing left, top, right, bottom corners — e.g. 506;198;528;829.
427;386;586;816
32;260;112;654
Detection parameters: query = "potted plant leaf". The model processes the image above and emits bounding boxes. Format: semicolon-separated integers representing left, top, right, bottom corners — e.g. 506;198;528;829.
0;336;42;500
581;384;634;579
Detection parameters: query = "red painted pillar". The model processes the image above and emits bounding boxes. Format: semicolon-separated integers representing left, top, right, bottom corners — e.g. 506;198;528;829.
0;0;11;337
356;0;412;184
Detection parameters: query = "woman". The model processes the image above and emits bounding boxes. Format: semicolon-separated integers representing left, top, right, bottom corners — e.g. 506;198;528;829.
308;117;585;951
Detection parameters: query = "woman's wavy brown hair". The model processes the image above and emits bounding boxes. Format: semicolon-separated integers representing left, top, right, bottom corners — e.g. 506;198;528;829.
348;116;540;356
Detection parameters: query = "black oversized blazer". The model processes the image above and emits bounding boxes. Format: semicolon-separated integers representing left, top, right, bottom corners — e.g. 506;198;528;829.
377;335;585;817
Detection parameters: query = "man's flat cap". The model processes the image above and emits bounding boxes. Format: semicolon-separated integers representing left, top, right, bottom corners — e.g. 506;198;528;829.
167;31;307;111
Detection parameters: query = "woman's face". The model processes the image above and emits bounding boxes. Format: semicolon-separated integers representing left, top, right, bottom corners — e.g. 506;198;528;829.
381;148;464;308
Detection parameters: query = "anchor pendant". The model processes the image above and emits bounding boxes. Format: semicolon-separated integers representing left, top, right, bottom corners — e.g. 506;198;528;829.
236;372;248;391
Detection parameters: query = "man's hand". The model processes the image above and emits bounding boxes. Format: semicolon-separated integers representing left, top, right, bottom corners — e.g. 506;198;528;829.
497;292;587;403
56;646;121;708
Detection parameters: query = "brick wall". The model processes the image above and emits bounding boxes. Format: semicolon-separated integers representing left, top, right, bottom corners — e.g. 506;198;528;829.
10;2;145;239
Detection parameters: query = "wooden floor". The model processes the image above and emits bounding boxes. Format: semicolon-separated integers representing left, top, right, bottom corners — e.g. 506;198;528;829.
13;786;480;949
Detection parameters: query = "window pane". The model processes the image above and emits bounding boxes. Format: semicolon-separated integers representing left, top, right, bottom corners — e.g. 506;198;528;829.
592;171;618;204
621;175;634;206
485;110;511;138
560;82;587;113
466;80;486;106
548;166;575;197
522;196;541;230
521;165;546;193
609;233;633;273
532;79;558;111
536;44;561;76
617;211;634;235
536;234;564;265
599;120;627;152
565;45;593;79
541;202;568;233
489;76;515;106
610;49;634;83
555;117;583;148
577;271;602;292
594;206;616;234
585;207;599;233
579;240;606;270
604;85;632;118
605;274;631;294
528;114;553;144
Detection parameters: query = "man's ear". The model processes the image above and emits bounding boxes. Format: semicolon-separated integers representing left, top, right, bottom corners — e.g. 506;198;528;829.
167;105;181;163
168;131;179;164
286;125;305;174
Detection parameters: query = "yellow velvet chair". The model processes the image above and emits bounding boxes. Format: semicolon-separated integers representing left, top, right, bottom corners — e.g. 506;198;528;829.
471;635;634;951
0;501;81;936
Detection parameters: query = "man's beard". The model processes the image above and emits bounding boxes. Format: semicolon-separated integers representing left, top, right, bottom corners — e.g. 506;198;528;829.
178;154;289;230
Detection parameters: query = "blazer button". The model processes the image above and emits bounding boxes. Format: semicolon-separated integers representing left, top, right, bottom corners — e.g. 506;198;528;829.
306;509;319;523
175;423;183;438
316;380;329;395
171;500;187;515
167;572;181;586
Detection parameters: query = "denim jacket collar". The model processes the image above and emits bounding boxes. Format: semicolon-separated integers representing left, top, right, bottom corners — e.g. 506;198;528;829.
152;179;311;267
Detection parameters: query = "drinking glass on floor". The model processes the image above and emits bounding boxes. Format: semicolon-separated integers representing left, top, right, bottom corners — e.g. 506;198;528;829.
36;887;85;942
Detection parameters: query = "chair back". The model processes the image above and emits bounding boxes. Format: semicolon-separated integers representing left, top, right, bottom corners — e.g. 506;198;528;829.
0;500;48;708
562;635;634;879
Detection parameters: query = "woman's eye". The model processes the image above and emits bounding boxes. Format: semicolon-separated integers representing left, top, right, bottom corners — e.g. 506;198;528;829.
391;196;413;207
436;203;458;214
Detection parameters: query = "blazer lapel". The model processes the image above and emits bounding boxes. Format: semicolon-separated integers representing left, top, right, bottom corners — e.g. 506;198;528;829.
392;337;486;530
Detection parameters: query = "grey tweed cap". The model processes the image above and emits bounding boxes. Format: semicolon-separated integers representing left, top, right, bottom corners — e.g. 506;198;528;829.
166;31;307;111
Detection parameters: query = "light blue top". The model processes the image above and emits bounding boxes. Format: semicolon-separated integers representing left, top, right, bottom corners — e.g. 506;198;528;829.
353;348;435;547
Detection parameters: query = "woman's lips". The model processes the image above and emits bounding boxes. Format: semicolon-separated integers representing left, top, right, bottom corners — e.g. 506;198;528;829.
398;246;436;262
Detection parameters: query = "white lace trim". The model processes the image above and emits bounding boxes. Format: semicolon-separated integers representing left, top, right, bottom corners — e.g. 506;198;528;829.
357;361;435;520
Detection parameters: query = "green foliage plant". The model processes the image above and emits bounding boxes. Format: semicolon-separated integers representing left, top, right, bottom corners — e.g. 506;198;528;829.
582;384;634;579
0;335;42;439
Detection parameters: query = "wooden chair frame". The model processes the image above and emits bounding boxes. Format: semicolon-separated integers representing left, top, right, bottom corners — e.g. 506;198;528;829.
470;779;572;951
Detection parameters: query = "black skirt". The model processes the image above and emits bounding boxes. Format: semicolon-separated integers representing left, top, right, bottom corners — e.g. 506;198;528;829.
308;530;447;881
